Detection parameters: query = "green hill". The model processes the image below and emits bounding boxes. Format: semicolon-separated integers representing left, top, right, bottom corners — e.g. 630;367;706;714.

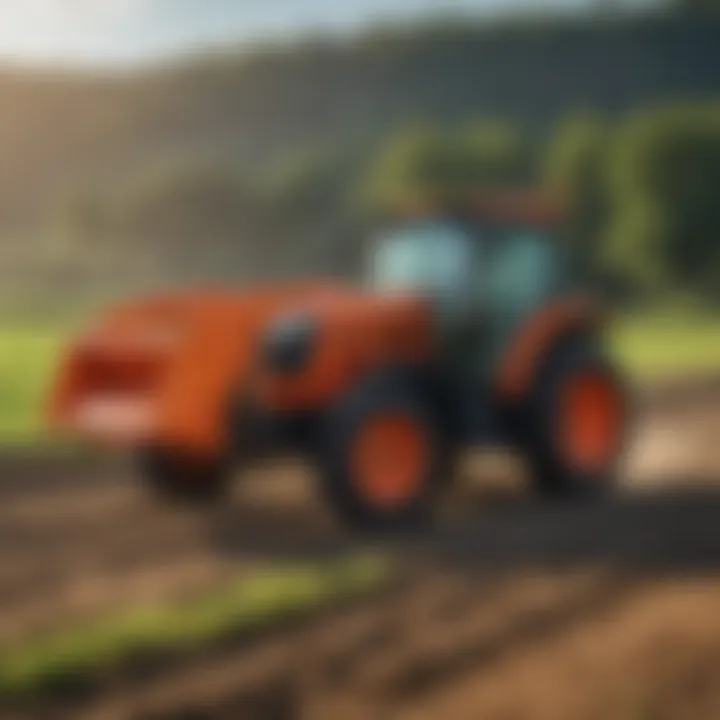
0;10;719;311
0;13;718;231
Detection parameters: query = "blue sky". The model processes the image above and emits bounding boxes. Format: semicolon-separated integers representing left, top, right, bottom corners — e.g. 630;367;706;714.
0;0;659;66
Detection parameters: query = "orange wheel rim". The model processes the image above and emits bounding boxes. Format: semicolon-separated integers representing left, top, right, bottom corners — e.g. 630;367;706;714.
352;413;429;510
560;371;624;473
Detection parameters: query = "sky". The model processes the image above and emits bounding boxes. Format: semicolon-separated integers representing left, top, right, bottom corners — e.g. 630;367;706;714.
0;0;660;67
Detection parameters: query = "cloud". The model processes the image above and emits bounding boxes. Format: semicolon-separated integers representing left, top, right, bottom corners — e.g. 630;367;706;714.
0;0;157;63
9;0;151;24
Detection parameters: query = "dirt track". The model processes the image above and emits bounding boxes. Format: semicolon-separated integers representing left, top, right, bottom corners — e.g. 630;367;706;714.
3;377;720;719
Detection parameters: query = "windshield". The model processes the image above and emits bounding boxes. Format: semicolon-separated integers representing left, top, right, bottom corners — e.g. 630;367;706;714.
369;222;475;303
490;230;564;314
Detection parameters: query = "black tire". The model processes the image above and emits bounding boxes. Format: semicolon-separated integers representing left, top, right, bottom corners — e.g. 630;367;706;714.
524;340;628;499
317;372;446;531
136;447;229;504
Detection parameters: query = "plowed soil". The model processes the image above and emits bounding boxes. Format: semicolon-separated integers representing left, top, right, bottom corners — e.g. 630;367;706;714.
3;377;720;720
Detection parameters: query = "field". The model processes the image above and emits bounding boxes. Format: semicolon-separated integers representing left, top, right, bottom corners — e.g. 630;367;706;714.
0;314;719;718
0;377;716;717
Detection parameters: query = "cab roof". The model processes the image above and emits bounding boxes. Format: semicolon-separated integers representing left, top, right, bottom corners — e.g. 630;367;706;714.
384;189;567;229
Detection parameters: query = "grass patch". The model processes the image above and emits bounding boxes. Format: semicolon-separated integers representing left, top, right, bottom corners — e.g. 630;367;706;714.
0;325;67;444
0;554;391;704
610;313;720;380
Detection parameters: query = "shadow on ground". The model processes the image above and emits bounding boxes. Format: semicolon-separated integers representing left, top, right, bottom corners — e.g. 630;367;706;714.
206;479;720;578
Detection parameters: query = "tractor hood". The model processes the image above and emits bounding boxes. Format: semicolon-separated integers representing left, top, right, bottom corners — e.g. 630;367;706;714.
47;282;433;454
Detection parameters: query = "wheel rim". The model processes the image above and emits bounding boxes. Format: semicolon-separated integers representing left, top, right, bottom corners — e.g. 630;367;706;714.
352;413;429;511
559;370;624;473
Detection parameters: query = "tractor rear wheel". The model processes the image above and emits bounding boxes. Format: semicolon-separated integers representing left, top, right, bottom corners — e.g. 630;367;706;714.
317;374;446;531
524;342;628;499
137;447;229;504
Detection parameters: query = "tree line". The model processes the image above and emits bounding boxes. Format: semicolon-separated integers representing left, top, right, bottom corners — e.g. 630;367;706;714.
54;101;720;306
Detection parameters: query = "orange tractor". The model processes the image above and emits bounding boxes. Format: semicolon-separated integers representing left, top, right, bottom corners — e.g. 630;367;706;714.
48;192;628;528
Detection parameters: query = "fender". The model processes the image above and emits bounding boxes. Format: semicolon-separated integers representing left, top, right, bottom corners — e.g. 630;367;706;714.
494;295;605;403
257;293;435;413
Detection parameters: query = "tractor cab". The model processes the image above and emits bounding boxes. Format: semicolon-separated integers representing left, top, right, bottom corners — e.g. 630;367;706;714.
369;217;566;304
367;195;571;375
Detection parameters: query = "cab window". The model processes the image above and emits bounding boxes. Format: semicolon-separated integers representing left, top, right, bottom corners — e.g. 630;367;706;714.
369;222;476;311
489;229;564;318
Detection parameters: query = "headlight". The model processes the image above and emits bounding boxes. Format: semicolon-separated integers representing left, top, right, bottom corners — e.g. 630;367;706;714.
263;313;317;373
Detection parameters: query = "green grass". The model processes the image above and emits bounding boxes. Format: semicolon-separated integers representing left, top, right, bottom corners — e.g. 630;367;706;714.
609;313;720;381
0;326;66;444
0;554;391;704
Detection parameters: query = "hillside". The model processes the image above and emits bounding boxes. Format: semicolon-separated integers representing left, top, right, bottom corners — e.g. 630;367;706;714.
0;13;718;234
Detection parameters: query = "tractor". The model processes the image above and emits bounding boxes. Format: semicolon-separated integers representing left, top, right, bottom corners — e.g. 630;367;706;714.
47;190;628;529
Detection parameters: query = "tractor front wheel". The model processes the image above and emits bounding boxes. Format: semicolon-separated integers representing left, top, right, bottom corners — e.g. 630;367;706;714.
317;374;445;531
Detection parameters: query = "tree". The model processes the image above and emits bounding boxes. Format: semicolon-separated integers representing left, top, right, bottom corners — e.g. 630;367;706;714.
456;120;529;188
265;145;352;219
361;120;527;215
607;104;720;300
360;124;452;213
542;112;611;282
670;0;720;12
263;144;364;277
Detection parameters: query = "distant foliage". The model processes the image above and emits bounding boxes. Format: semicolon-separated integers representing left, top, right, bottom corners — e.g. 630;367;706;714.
265;146;352;218
361;105;720;304
262;144;368;277
361;125;448;212
607;104;720;299
672;0;720;12
44;99;720;306
121;163;259;242
361;121;529;214
64;161;273;286
542;112;612;281
459;122;530;186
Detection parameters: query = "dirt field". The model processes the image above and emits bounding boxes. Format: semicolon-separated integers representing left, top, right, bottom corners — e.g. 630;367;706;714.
3;377;720;719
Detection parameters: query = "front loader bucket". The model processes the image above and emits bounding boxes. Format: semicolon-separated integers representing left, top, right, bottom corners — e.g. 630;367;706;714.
48;333;174;447
47;283;343;455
